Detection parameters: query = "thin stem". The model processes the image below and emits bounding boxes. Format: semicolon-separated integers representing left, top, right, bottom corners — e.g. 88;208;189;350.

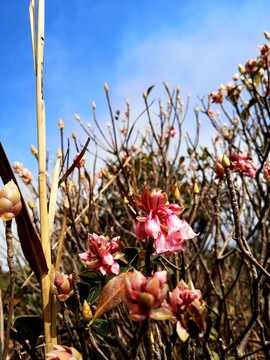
2;220;14;360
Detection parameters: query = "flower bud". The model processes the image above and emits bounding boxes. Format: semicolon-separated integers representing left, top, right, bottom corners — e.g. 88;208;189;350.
104;83;109;92
57;149;63;158
31;145;38;156
92;101;96;109
47;345;82;360
28;198;36;209
143;90;147;99
126;98;130;106
232;73;239;81
193;183;200;194
50;271;74;301
58;119;64;129
82;300;92;321
222;155;231;168
177;85;180;93
0;180;22;221
264;31;270;40
72;131;76;139
238;64;246;74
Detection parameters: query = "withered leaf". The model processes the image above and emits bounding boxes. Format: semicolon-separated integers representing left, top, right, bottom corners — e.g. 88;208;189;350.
90;271;132;325
0;142;48;279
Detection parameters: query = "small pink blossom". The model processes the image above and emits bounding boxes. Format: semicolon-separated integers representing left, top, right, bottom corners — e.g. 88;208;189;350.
134;187;197;255
245;59;258;74
123;270;169;322
162;280;205;342
207;109;214;119
47;345;82;360
263;163;270;180
131;145;138;152
13;162;33;184
73;153;85;168
79;233;121;275
50;271;74;301
229;152;257;177
209;91;224;104
120;128;128;136
258;43;270;60
167;126;177;138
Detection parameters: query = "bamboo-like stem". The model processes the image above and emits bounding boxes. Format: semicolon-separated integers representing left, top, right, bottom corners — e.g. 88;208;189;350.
35;0;52;353
55;206;69;272
2;220;15;360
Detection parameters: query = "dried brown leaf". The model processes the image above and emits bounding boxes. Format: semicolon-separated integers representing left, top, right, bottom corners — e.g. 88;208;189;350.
0;142;48;279
90;272;132;324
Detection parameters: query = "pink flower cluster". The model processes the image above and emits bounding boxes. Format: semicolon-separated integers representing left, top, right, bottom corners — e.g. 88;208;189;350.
135;187;197;255
79;233;121;275
50;271;74;301
162;280;205;342
210;84;226;104
167;126;177;138
229;151;256;177
214;152;257;178
13;162;33;184
245;59;258;74
123;270;168;321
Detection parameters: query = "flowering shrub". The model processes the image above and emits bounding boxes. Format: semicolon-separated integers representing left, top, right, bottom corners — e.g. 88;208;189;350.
3;31;270;360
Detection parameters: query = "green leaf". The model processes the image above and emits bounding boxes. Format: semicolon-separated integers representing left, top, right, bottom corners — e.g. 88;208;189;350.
147;85;155;96
253;74;260;90
92;318;110;335
89;284;102;305
211;351;220;360
13;315;43;346
78;270;102;285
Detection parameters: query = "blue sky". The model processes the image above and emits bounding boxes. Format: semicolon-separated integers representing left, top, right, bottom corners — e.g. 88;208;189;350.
1;0;270;177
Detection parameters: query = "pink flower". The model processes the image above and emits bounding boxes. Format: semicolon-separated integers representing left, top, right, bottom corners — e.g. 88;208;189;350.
50;271;74;301
73;153;85;168
79;233;121;275
263;163;270;180
13;162;33;184
167;126;177;138
258;43;270;61
120;128;128;136
134;187;197;255
47;345;82;360
162;280;205;342
245;59;258;74
123;270;169;322
209;91;224;104
131;145;138;153
229;151;257;177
